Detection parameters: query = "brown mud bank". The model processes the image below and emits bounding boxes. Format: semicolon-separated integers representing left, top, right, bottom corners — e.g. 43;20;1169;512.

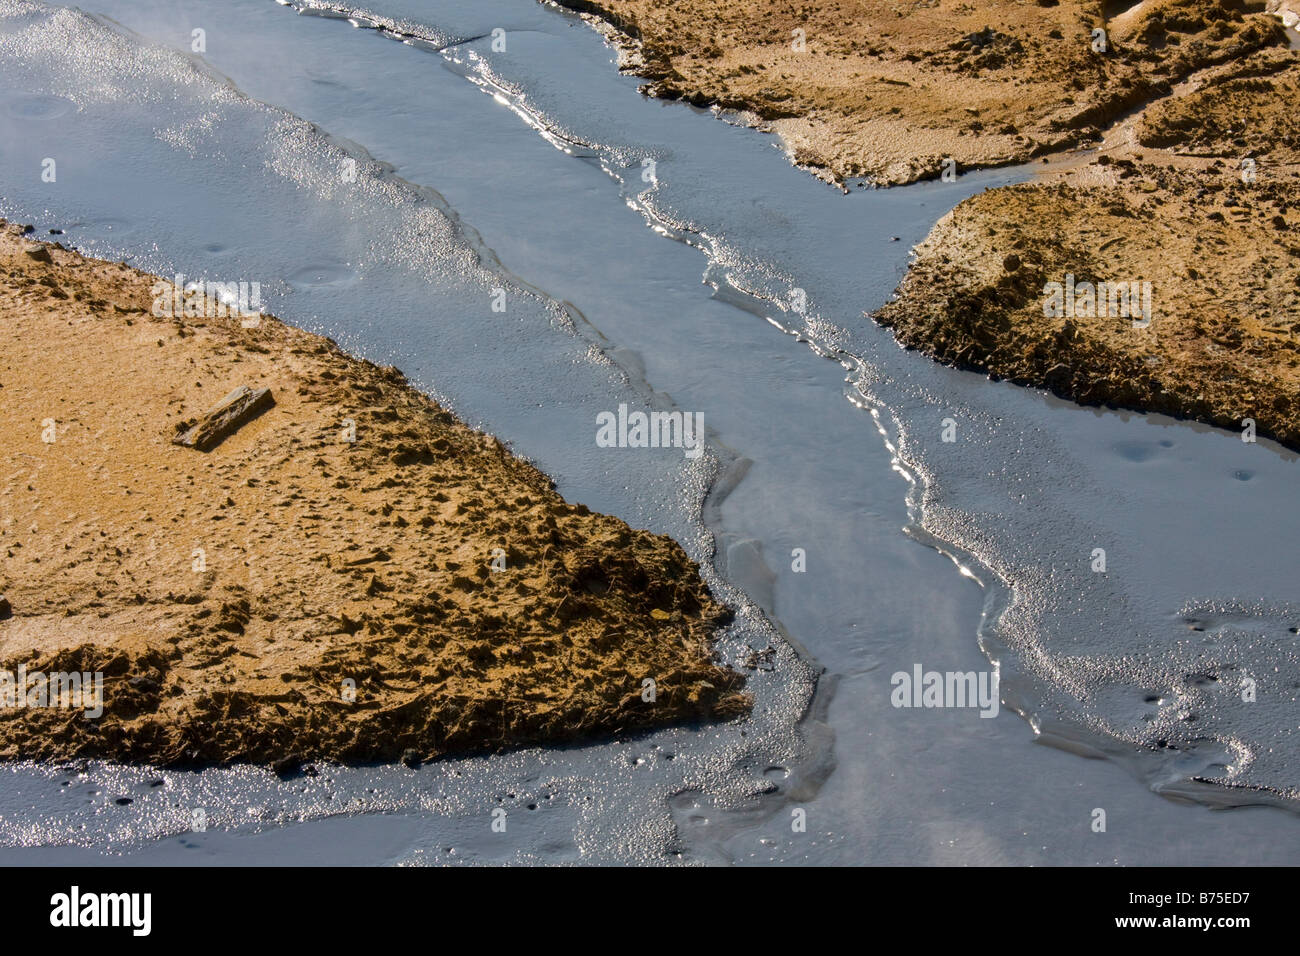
557;0;1284;184
0;221;748;768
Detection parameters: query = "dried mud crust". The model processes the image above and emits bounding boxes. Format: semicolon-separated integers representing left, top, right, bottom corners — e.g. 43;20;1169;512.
875;49;1300;448
557;0;1285;184
0;221;749;767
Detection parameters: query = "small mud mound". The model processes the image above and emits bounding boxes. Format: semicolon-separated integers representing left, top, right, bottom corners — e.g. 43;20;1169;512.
875;48;1300;450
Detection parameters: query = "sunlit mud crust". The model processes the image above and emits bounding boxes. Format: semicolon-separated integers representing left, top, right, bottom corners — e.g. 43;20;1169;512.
0;221;749;768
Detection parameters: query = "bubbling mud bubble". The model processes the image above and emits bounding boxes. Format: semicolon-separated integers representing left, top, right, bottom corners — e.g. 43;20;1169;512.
3;91;75;119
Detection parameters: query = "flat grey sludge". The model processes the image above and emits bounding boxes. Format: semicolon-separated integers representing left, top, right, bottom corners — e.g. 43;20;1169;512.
0;0;1296;864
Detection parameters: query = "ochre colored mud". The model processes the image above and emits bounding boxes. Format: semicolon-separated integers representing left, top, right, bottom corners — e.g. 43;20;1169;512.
0;222;748;768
